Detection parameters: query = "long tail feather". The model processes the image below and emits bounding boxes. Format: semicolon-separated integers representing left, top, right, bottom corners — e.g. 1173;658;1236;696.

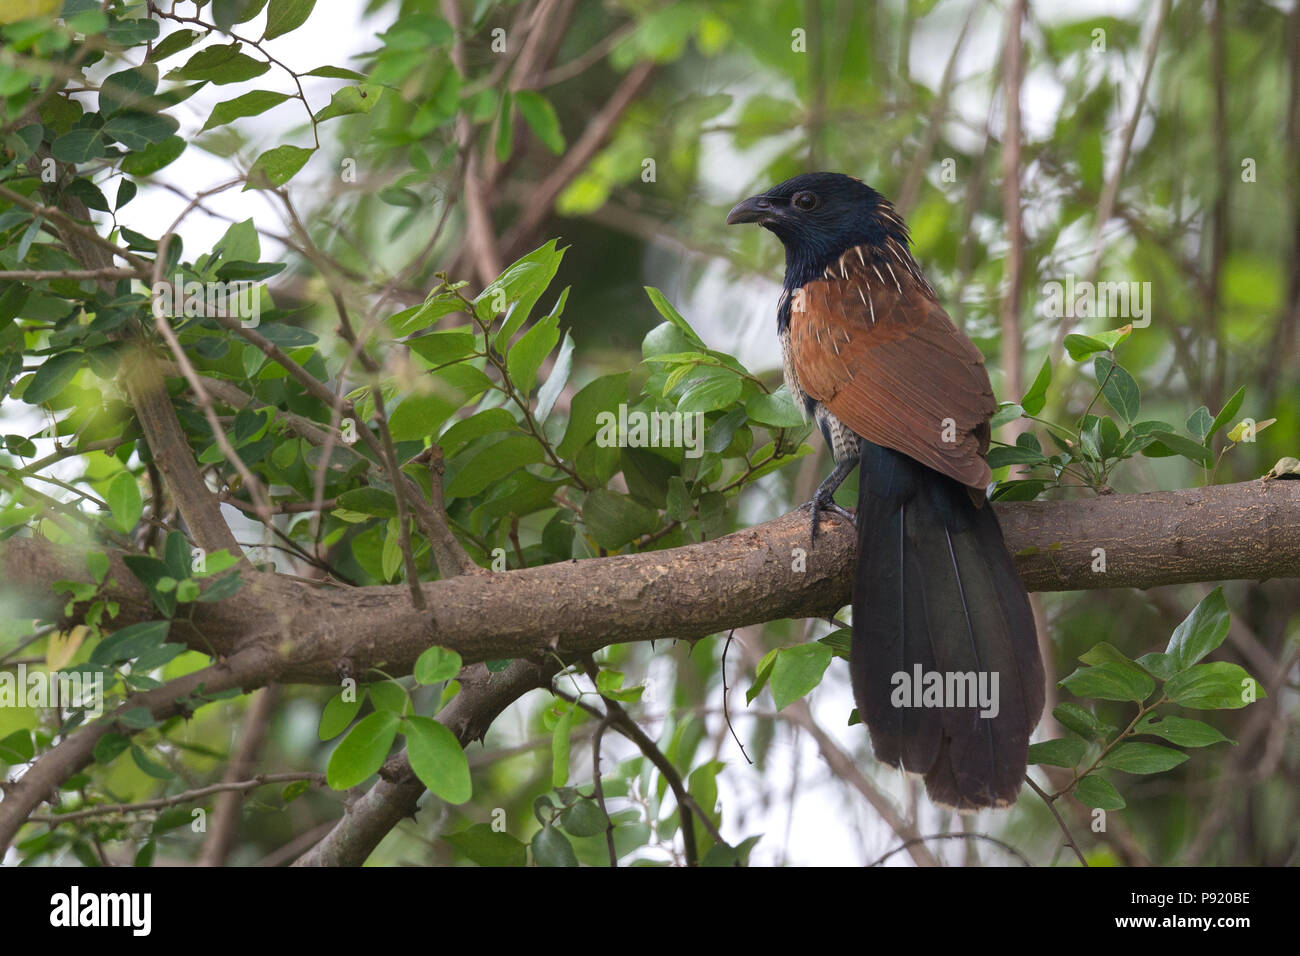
850;440;1045;810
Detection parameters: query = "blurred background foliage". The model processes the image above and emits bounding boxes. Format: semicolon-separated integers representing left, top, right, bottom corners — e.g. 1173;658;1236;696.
0;0;1297;866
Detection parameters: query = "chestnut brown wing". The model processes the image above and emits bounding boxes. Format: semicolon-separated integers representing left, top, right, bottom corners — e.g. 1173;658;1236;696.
789;275;996;489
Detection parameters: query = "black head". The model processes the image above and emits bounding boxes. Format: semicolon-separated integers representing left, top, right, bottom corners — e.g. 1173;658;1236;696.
726;172;908;287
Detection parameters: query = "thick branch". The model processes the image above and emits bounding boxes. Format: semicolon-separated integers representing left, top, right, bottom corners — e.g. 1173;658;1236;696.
4;480;1298;689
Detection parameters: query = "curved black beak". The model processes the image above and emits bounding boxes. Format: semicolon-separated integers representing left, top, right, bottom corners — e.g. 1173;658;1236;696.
725;195;773;225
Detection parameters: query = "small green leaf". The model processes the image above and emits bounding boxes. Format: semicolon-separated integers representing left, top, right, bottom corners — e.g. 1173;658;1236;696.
1135;714;1231;747
1075;773;1126;810
107;471;143;533
1143;431;1214;465
1100;742;1188;774
414;645;462;684
644;287;706;348
24;353;82;405
130;745;174;779
1208;386;1246;439
264;0;317;39
245;144;314;189
403;715;471;803
201;90;292;131
1164;587;1230;671
1094;356;1140;423
318;689;363;740
326;710;400;789
1020;356;1052;416
515;90;565;153
1164;662;1264;710
770;643;833;711
1059;662;1154;703
1026;736;1086;768
1052;702;1112;741
530;825;578;867
582;489;659;550
445;823;527;866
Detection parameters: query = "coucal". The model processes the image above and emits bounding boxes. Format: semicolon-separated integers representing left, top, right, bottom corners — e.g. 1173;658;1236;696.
727;172;1045;810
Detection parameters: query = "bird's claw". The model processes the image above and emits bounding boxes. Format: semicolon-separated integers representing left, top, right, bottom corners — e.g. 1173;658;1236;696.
806;495;855;545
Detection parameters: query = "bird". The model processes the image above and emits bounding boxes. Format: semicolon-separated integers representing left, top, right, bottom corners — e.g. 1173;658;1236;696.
726;172;1045;811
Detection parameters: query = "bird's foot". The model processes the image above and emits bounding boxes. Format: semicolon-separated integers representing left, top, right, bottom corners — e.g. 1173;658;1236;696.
806;493;855;544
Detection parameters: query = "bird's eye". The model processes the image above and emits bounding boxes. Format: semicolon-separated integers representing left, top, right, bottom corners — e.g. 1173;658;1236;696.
792;191;819;211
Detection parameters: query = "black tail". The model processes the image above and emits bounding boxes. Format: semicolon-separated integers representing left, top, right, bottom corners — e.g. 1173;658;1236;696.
851;440;1045;811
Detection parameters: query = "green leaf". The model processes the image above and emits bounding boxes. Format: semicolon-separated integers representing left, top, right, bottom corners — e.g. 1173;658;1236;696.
438;408;519;453
103;112;180;150
1208;386;1246;440
148;29;201;62
444;434;545;498
107;471;143;533
1075;773;1126;810
1059;662;1154;703
987;445;1048;469
50;129;106;163
91;732;130;764
745;387;805;428
644;286;706;348
530;825;578;867
1063;334;1108;361
515;90;565;153
556;372;628;459
0;729;34;764
1100;742;1189;774
120;136;185;176
131;745;174;780
481;240;567;346
91;620;169;666
367;680;407;715
1185;405;1214;444
335;487;397;518
582;489;659;549
414;645;462;684
536;330;574;423
314;84;382;123
1094;356;1140;423
1134;652;1179;680
402;715;471;803
770;643;833;711
201;90;292;131
1135;714;1231;748
1143;431;1214;465
560;800;608;838
326;710;400;789
1052;702;1112;741
318;689;363;740
1020;356;1052;416
506;311;560;394
494;90;514;162
246;144;314;189
677;368;742;414
1026;737;1086;768
24;352;81;404
444;823;527;866
405;329;476;366
173;43;271;84
264;0;317;39
1164;586;1230;671
1164;662;1264;710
